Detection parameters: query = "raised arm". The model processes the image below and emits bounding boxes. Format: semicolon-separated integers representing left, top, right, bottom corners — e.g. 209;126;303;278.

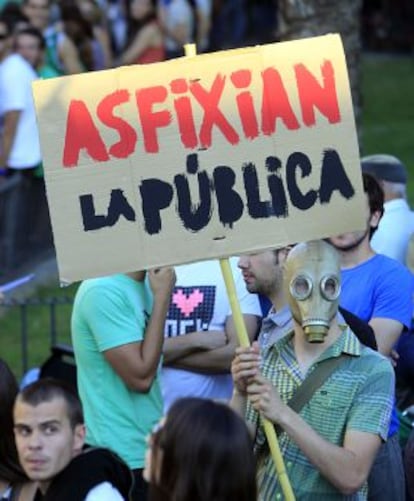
104;268;175;392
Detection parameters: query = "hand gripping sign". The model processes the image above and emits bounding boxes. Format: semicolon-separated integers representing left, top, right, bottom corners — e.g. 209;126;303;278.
32;34;365;284
33;36;365;500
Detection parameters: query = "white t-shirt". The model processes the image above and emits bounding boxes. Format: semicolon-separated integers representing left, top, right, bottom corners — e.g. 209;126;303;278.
0;54;41;169
161;257;261;411
371;199;414;264
85;482;124;501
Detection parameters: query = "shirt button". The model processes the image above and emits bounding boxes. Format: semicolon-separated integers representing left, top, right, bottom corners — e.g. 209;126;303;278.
287;461;292;468
276;494;282;500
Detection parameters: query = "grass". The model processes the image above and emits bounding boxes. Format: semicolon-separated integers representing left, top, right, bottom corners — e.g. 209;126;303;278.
0;283;78;378
361;54;414;204
1;53;414;379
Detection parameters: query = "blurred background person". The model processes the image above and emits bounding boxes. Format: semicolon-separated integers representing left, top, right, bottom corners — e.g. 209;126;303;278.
157;0;193;59
60;1;105;71
361;154;414;265
105;0;128;56
0;15;41;177
22;0;83;74
76;0;113;68
209;0;247;50
14;26;60;78
193;0;211;52
119;0;164;65
0;3;31;34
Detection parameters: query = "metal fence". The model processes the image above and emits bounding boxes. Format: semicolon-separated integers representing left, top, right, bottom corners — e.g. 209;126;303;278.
1;296;74;377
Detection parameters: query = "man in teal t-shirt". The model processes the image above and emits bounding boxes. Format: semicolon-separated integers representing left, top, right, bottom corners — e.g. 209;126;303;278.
71;269;175;501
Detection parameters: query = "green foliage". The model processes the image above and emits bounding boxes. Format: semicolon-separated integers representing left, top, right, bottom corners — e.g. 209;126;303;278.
361;55;414;204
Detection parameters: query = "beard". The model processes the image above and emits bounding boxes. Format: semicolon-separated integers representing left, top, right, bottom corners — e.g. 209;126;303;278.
328;228;370;252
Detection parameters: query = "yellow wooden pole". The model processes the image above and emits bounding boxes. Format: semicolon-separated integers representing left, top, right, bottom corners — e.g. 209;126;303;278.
184;43;197;57
182;42;294;500
220;258;295;501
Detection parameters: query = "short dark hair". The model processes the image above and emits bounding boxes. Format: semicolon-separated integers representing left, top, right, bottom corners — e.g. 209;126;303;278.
15;26;45;50
17;378;83;429
363;172;384;238
149;398;257;501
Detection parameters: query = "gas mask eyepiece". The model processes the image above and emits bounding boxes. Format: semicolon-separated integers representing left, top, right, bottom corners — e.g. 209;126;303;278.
284;241;341;343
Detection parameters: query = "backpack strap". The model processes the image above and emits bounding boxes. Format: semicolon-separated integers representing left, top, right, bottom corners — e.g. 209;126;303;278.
274;354;348;436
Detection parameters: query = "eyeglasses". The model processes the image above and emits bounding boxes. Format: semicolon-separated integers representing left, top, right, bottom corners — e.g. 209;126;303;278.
0;33;9;40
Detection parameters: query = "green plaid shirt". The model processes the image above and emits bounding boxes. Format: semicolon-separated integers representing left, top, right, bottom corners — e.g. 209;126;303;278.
246;326;394;500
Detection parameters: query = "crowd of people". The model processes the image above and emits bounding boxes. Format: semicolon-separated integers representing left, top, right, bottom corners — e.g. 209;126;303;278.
1;1;414;500
0;0;277;180
0;157;414;499
0;0;277;273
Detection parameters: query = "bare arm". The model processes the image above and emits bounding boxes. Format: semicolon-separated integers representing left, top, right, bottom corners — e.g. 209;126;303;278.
248;375;382;495
104;268;175;392
0;110;20;168
170;314;260;373
59;36;84;74
163;330;226;364
369;317;403;356
120;23;159;65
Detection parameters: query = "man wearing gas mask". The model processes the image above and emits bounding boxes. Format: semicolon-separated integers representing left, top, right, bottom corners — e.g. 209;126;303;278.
231;240;395;500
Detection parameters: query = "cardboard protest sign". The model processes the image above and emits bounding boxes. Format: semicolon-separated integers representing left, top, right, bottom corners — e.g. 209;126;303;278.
33;34;365;283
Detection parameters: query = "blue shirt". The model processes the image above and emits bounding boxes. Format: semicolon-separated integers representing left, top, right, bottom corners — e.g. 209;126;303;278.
340;253;413;436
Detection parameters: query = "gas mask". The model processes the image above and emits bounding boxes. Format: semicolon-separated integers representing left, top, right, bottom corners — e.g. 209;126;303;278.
283;240;341;343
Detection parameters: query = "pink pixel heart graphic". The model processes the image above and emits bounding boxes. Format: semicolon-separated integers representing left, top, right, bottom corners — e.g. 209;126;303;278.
172;288;204;317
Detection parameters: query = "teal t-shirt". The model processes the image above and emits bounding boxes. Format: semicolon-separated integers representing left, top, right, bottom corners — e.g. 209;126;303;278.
71;274;162;469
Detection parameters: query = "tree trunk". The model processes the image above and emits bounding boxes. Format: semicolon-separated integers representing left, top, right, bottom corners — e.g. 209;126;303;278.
277;0;363;135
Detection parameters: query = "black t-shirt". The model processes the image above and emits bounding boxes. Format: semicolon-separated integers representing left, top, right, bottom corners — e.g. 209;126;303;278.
34;447;133;501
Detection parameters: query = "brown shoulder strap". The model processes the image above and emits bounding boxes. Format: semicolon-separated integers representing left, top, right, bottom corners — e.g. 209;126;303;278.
274;354;348;435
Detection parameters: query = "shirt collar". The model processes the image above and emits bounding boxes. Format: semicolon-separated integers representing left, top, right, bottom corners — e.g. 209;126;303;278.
263;304;291;329
270;324;361;360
